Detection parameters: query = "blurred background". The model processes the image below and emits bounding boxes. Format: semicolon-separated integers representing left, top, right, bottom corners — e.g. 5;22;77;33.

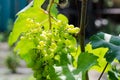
0;0;120;80
0;0;34;80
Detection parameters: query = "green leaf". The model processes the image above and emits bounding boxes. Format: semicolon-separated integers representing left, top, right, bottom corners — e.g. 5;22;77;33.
14;39;35;56
33;0;45;7
8;7;48;46
49;66;60;80
62;66;75;80
14;39;36;67
85;43;111;72
51;4;58;17
57;14;68;23
54;0;59;3
60;53;70;65
73;52;98;74
90;32;120;63
108;71;119;80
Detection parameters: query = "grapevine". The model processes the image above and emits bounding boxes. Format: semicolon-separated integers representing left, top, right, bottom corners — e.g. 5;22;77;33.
9;0;116;80
18;17;79;80
9;0;80;79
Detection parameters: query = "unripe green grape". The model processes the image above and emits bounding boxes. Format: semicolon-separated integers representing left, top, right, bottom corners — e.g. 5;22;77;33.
74;27;80;33
52;22;55;24
17;12;80;80
39;41;45;46
47;75;50;79
32;29;39;33
43;54;49;61
54;55;60;61
42;50;47;55
49;48;54;52
26;18;33;22
64;33;69;38
56;20;62;26
50;43;57;49
35;22;41;27
40;34;47;40
49;53;54;58
28;37;32;40
20;36;25;40
26;33;30;36
42;31;47;35
65;39;71;46
37;45;41;49
47;32;52;37
67;28;77;34
66;24;74;29
68;46;76;52
62;48;68;53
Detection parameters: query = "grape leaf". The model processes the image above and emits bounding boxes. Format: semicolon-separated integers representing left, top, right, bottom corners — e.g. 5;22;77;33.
14;39;35;56
33;0;45;7
62;66;75;80
51;4;58;17
108;71;119;80
85;43;111;72
90;32;120;63
8;7;48;46
73;52;98;74
49;66;60;80
57;14;68;23
60;53;70;65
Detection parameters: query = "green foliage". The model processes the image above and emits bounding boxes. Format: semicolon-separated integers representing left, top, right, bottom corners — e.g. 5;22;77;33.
90;32;120;63
9;0;120;80
108;71;119;80
9;0;86;79
107;62;120;80
8;2;48;46
85;44;111;72
34;0;45;7
73;52;98;74
50;3;58;17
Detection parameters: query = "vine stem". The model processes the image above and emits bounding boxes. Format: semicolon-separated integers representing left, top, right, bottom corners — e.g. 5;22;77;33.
98;63;109;80
79;0;88;80
47;0;54;29
79;0;87;52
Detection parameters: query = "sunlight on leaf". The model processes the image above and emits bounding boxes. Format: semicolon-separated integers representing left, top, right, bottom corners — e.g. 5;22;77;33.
33;0;45;7
57;14;68;23
86;43;111;72
8;7;48;46
90;32;120;63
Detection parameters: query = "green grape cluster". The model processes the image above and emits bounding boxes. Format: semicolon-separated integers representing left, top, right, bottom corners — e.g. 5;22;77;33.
18;17;80;79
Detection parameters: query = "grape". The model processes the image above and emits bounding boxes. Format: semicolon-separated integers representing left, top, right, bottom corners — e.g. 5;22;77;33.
74;27;80;33
26;18;34;22
20;36;25;40
32;29;39;33
66;24;74;29
39;41;45;45
37;45;41;49
14;8;79;80
36;22;41;27
54;55;60;61
55;20;62;26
